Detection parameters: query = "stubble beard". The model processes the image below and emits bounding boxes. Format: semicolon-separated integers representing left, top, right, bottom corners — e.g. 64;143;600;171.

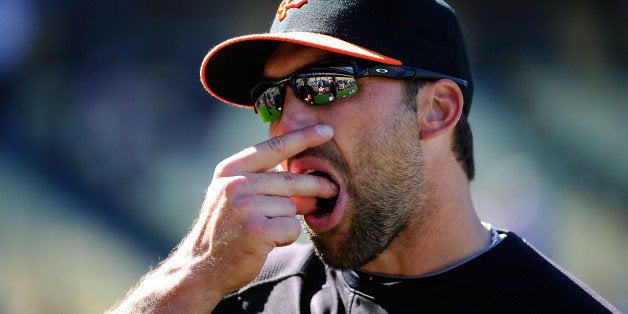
300;114;429;270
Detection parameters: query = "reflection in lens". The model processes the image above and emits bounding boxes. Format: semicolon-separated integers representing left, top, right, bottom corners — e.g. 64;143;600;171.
295;73;356;106
255;86;282;123
252;65;360;123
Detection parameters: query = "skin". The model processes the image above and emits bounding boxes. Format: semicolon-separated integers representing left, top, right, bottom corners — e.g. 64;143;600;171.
266;43;489;275
268;46;428;270
108;43;490;313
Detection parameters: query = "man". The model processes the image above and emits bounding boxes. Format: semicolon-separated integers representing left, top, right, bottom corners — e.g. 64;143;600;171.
109;0;619;313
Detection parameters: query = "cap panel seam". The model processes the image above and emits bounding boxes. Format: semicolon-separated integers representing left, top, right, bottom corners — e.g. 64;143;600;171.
382;0;395;65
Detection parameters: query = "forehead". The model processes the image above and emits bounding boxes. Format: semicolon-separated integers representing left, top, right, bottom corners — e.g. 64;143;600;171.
263;43;345;79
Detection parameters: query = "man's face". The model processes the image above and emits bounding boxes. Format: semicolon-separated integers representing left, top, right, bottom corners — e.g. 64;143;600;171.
265;44;430;269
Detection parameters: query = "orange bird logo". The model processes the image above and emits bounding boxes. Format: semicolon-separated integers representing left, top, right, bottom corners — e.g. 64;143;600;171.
277;0;307;21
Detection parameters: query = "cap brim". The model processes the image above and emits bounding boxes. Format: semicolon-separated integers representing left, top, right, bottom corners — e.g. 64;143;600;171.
200;32;402;107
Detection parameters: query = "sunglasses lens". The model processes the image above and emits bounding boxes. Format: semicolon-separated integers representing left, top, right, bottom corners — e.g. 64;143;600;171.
251;64;359;124
295;71;357;106
254;86;283;123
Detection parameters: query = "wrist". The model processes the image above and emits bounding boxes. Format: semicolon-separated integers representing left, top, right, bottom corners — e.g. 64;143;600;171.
109;256;225;313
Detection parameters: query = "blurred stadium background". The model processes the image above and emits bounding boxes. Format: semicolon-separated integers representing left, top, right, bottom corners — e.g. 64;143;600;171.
0;0;626;312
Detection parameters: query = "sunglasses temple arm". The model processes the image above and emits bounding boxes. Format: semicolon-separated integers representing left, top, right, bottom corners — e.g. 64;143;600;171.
359;66;468;87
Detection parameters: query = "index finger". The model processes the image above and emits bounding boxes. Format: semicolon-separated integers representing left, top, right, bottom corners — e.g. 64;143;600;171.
224;125;333;174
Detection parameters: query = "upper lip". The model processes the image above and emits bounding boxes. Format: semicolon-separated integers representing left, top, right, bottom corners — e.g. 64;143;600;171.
288;158;341;188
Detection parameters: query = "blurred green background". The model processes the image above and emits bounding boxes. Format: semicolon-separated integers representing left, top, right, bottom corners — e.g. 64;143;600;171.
0;0;626;313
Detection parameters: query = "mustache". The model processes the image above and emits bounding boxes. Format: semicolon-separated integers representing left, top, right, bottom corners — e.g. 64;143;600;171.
288;141;346;173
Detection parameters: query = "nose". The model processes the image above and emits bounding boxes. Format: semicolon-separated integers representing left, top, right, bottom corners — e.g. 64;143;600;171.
270;88;318;137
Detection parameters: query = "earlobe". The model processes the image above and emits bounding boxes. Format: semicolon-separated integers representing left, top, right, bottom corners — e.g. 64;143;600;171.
419;80;464;140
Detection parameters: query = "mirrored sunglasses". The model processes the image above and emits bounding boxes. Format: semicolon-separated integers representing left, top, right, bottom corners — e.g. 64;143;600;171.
250;60;468;123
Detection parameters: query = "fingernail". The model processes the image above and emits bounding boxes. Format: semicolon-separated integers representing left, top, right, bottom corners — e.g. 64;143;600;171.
316;125;333;137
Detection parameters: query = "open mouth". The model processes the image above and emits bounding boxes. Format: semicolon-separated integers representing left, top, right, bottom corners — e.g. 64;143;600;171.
307;170;339;217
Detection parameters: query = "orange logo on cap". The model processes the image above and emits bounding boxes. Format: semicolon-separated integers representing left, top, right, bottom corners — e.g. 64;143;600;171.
277;0;307;21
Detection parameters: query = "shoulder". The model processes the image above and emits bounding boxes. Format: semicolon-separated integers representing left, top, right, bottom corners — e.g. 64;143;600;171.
485;231;619;313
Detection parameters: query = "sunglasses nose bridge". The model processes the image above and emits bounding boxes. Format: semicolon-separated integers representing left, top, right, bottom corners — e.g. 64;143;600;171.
274;85;321;131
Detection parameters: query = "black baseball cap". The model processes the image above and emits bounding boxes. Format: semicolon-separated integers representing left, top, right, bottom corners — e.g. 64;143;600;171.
200;0;474;116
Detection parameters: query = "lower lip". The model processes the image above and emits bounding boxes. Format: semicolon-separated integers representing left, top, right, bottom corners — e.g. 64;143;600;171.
303;191;344;233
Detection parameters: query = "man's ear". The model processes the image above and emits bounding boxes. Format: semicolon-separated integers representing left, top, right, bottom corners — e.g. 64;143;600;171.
418;79;464;140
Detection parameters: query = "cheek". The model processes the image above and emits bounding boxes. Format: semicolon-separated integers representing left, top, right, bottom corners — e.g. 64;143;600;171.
330;110;402;175
268;121;281;139
331;94;401;147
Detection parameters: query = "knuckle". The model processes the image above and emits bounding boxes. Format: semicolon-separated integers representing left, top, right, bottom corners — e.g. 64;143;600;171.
214;159;236;177
266;136;287;155
280;172;300;190
222;176;249;197
241;218;265;239
214;164;228;178
231;195;253;212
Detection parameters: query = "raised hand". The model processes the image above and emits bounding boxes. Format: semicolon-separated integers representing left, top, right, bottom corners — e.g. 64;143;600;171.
109;125;337;313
